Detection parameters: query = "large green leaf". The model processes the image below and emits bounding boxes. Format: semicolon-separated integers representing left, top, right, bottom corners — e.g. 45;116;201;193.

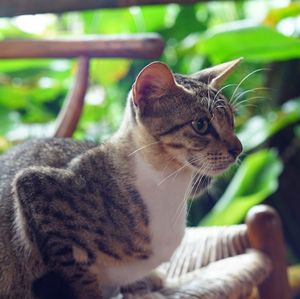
198;24;300;63
238;98;300;151
200;149;283;226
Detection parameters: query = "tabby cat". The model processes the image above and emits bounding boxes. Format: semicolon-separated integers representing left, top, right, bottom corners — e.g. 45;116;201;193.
0;59;243;299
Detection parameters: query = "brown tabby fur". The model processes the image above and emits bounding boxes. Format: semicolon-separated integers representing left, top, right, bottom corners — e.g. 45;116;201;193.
0;60;242;299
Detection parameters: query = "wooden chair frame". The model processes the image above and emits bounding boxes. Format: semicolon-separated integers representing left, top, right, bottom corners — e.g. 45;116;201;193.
246;205;291;298
0;35;164;137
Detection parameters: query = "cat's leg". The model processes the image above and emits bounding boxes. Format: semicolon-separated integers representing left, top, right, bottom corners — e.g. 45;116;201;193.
13;167;103;299
33;265;102;299
32;235;103;299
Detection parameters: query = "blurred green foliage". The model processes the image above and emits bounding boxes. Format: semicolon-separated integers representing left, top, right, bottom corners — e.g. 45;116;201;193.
200;149;283;226
0;1;300;261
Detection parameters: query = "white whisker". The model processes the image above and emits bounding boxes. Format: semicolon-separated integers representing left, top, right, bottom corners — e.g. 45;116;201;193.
172;171;196;227
229;68;269;104
234;96;268;110
231;87;270;107
157;157;201;187
128;141;159;157
171;159;211;227
213;83;236;102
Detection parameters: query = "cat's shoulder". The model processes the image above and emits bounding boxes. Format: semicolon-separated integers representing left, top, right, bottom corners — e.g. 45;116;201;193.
0;138;98;170
11;137;96;153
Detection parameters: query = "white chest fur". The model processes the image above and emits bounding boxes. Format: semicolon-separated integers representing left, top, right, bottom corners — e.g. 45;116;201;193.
104;154;192;286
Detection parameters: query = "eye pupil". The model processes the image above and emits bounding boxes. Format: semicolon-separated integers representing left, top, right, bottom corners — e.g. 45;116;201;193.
197;120;205;130
192;118;209;134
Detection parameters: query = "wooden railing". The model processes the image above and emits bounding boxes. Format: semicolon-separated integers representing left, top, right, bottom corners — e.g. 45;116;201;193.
0;35;164;137
0;0;209;17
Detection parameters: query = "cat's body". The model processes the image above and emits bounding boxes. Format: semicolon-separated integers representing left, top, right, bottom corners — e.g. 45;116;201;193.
0;139;97;298
0;60;242;299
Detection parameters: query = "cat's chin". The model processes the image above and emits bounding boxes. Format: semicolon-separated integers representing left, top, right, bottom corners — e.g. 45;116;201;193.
207;166;230;177
187;161;233;177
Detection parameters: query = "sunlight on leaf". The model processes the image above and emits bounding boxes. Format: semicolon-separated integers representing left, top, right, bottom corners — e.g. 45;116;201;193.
198;24;300;63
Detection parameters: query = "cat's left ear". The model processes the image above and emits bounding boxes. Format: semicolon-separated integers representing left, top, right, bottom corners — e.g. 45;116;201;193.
132;61;185;107
190;58;243;89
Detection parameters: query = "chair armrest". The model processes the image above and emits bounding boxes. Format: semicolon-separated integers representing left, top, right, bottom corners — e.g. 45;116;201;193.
0;34;164;59
246;205;292;299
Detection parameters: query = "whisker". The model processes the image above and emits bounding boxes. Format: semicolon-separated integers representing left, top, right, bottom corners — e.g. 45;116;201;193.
213;83;236;102
231;87;270;107
229;68;270;104
157;157;201;186
172;161;207;224
128;141;159;157
172;160;212;227
171;171;196;228
234;96;268;110
161;155;178;179
214;105;227;111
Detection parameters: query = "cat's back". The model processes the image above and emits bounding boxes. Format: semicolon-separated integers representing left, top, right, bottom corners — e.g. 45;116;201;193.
0;138;96;195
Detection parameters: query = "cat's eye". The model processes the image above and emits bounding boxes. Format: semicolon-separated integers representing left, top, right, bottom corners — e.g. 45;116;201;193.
192;118;209;135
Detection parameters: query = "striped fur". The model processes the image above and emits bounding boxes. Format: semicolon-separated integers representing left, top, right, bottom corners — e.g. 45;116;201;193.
0;60;242;299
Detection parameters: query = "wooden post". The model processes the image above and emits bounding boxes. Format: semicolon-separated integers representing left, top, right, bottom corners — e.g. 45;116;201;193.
54;56;89;138
246;205;292;299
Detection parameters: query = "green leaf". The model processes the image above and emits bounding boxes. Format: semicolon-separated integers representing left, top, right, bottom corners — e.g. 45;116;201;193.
238;98;300;151
137;6;168;32
90;59;131;86
82;9;136;34
198;24;300;63
200;149;283;226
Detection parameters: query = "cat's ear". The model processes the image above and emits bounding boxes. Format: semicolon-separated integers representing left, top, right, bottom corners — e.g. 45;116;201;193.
132;62;181;107
190;58;243;89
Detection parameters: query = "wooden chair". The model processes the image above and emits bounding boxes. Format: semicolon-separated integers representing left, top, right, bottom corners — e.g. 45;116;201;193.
122;205;291;299
0;35;164;137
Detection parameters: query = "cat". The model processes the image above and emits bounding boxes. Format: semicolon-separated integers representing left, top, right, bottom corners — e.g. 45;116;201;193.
0;59;243;299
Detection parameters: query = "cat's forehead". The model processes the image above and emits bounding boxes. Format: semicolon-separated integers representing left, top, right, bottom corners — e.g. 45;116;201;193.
174;74;206;91
174;74;232;115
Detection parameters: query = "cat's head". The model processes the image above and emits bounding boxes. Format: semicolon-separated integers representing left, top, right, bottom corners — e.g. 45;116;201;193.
130;59;243;177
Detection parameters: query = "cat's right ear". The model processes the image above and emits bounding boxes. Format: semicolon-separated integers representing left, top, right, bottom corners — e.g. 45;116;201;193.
132;62;179;107
190;58;243;89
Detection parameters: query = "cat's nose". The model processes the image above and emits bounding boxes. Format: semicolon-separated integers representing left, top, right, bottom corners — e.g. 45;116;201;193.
228;137;243;159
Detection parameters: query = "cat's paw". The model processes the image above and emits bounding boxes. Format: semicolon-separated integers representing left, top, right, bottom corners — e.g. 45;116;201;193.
142;292;166;299
121;271;166;295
